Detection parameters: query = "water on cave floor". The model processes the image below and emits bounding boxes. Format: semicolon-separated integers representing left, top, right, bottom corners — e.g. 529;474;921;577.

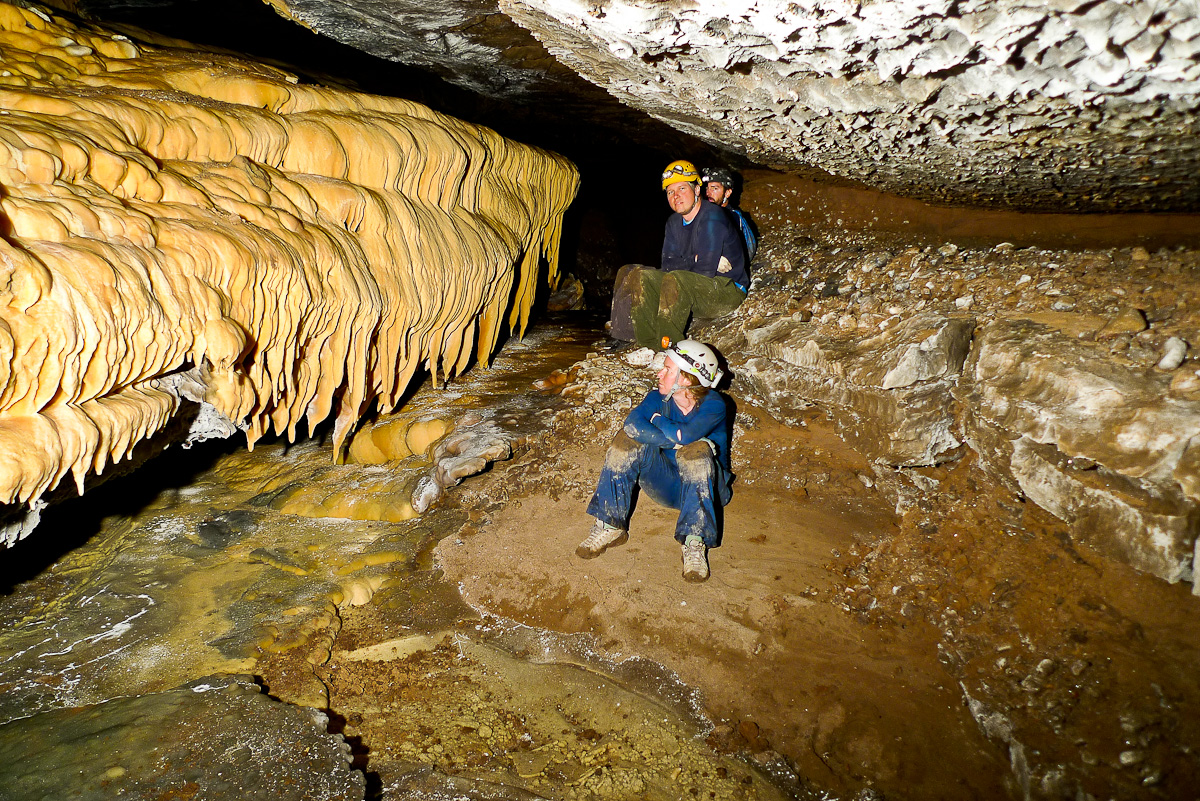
0;316;798;801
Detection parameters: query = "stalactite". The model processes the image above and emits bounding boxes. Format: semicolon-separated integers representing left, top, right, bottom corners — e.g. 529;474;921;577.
0;2;579;515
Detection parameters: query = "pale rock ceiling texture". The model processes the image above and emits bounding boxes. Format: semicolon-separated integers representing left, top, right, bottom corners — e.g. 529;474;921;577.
261;0;1200;213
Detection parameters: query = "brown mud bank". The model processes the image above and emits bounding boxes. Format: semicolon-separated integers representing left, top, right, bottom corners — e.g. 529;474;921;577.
438;401;1009;799
437;342;1200;800
438;189;1200;799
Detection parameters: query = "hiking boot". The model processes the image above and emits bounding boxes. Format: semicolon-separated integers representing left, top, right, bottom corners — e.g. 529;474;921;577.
682;536;709;582
576;519;628;559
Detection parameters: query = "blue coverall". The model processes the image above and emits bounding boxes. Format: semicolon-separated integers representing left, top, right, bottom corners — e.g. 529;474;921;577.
586;388;734;548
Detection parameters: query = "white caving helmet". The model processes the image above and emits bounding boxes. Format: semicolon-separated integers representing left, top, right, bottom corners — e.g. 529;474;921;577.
666;340;724;388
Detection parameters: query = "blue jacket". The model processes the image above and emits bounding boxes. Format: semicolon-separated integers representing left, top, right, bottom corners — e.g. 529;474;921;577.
661;198;748;290
728;206;757;263
623;388;733;478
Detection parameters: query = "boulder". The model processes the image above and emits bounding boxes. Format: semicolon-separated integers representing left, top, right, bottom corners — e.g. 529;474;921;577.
956;318;1200;583
740;312;974;466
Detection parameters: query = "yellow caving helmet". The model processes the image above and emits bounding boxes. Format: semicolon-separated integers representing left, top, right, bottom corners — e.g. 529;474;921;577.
661;159;700;190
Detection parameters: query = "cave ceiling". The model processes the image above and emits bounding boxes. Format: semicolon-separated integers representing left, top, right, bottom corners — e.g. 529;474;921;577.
55;0;1200;212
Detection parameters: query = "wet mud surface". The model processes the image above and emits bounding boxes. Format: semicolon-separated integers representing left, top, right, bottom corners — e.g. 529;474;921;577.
439;374;1010;799
0;320;808;800
439;333;1200;799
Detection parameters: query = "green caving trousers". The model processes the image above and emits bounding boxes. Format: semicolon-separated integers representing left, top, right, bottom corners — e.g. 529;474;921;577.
610;265;746;349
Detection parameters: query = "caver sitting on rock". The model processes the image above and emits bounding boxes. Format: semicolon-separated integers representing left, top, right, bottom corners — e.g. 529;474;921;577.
576;340;733;582
609;161;748;349
702;165;757;264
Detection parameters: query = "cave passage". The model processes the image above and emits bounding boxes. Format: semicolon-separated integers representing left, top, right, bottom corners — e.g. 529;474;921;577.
1;3;1199;801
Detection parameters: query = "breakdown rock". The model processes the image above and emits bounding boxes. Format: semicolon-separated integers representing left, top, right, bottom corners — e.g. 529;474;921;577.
741;312;974;466
957;317;1200;583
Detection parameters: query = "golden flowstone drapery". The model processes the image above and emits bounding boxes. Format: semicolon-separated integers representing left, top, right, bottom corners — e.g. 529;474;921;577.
0;3;579;511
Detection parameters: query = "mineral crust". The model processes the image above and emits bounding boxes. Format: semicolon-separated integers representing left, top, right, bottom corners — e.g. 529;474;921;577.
0;2;578;542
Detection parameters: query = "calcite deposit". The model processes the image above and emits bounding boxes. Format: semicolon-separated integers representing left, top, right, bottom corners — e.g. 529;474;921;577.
0;3;578;544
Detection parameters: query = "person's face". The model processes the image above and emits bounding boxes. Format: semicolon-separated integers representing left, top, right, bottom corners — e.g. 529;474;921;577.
705;181;731;206
665;181;700;215
658;359;683;396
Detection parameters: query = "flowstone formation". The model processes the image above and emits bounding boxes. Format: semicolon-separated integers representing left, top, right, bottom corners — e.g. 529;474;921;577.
0;2;579;545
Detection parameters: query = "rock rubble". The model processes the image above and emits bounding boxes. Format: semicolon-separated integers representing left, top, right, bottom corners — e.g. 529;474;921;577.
694;224;1199;587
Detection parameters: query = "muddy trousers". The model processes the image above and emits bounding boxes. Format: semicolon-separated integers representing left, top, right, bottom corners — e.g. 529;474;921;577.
586;431;728;548
611;266;746;349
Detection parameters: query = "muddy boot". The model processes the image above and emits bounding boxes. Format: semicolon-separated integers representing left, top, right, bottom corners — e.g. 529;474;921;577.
576;519;628;559
681;535;709;582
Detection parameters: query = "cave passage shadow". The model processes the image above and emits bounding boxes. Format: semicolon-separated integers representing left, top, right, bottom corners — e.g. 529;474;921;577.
0;429;242;594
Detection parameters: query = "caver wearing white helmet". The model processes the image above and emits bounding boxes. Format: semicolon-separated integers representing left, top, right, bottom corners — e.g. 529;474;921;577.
578;340;734;583
665;339;723;389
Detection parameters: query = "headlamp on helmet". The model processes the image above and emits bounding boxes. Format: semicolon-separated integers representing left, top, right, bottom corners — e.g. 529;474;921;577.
665;340;723;388
661;159;700;190
701;167;735;188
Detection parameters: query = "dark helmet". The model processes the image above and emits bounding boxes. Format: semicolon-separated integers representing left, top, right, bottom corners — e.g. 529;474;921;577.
701;166;736;188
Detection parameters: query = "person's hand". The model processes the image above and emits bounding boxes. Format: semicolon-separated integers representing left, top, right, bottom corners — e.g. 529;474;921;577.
717;256;732;274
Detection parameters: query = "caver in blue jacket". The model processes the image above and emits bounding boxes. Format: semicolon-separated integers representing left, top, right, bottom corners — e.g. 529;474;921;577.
661;197;749;291
586;387;733;548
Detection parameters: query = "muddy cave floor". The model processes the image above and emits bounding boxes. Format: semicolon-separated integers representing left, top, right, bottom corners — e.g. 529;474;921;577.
2;229;1200;800
427;357;1200;801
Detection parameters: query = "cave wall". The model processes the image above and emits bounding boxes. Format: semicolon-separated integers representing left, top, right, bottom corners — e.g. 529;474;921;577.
0;2;578;543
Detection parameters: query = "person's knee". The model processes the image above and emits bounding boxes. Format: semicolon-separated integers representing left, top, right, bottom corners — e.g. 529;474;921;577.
677;441;716;480
659;273;681;307
612;431;638;452
604;431;642;472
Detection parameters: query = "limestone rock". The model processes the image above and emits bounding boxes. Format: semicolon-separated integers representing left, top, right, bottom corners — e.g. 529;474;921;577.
1098;306;1148;337
0;675;364;801
60;0;1200;212
741;312;974;466
1157;337;1188;371
956;318;1200;583
882;318;975;390
500;0;1200;212
412;421;514;512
